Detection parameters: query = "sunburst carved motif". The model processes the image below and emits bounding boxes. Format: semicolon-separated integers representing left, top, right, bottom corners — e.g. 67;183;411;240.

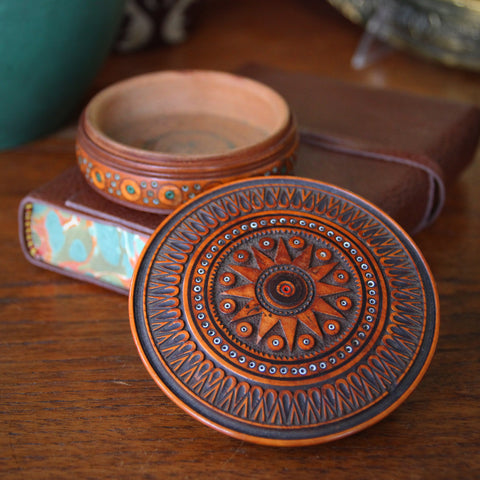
220;237;353;353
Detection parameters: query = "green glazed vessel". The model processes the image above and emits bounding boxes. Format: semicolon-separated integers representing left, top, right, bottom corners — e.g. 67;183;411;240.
0;0;125;150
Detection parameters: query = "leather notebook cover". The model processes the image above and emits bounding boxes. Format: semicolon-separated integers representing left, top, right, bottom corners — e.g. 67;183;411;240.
240;64;480;233
19;167;166;294
19;66;480;293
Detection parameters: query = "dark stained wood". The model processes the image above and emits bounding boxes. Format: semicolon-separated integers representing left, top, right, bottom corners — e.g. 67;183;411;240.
1;0;479;478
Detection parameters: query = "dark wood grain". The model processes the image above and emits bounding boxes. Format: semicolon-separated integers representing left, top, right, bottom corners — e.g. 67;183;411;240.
1;1;479;478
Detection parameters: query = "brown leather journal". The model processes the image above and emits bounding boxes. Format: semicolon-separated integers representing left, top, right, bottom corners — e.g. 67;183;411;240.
19;66;480;293
19;168;164;294
240;64;480;233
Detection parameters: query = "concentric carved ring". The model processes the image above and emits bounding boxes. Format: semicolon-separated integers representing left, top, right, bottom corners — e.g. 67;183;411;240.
256;265;315;315
130;177;439;446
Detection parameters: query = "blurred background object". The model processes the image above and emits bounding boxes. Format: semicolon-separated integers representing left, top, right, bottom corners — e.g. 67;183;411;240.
328;0;480;70
0;0;125;150
114;0;197;52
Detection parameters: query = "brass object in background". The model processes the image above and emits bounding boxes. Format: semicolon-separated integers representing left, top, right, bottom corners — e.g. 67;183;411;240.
329;0;480;70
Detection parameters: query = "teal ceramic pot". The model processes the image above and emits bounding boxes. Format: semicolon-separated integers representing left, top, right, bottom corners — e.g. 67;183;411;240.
0;0;125;150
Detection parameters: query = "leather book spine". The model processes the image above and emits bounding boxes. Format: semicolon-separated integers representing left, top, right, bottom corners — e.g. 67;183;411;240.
18;169;159;295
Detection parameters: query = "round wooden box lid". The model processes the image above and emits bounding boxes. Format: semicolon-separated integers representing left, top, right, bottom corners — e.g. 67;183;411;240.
129;176;439;446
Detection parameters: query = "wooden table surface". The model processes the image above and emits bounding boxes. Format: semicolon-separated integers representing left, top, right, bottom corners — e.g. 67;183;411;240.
1;1;479;478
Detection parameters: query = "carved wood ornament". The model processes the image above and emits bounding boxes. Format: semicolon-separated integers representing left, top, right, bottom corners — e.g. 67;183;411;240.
129;177;439;446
